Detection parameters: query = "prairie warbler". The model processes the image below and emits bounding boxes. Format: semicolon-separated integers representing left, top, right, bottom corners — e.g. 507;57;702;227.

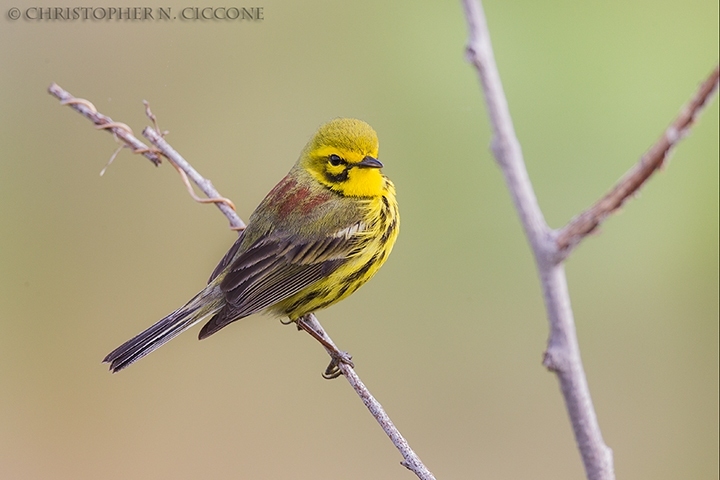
104;118;399;375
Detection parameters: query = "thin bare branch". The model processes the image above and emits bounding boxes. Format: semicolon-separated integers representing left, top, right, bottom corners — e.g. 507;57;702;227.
50;83;435;480
302;314;437;480
557;66;720;255
461;1;615;479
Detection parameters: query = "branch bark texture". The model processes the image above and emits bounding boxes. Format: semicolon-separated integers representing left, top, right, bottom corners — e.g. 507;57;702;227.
50;84;435;480
462;1;717;480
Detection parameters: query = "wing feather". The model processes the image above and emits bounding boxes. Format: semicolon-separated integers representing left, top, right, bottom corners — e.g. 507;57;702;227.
198;223;367;339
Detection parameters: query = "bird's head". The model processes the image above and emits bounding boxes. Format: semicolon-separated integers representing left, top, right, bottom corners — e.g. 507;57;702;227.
299;118;385;198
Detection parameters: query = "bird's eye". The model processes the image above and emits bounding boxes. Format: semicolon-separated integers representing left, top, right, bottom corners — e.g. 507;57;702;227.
328;154;343;166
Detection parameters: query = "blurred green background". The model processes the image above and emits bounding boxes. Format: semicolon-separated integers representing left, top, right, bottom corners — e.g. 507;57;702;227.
1;1;717;479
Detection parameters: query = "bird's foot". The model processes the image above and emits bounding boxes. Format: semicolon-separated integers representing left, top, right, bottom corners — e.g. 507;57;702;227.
294;314;354;380
322;350;354;380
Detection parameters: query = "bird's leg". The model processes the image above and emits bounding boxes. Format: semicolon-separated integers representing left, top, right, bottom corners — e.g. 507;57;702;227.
295;314;354;379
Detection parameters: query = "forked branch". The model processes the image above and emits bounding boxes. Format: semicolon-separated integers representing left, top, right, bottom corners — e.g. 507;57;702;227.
461;1;717;480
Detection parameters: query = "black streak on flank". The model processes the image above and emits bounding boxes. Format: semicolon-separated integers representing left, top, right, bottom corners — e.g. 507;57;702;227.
381;219;396;243
285;289;324;314
344;254;378;284
377;204;388;224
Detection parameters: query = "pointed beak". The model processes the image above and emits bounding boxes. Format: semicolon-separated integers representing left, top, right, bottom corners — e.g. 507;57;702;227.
356;156;383;169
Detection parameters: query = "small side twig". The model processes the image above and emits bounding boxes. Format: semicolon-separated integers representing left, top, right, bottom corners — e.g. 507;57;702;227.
48;83;162;166
50;83;435;480
48;83;242;231
556;66;720;255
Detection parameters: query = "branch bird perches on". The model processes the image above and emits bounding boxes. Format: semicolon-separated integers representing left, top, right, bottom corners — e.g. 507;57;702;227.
48;82;437;480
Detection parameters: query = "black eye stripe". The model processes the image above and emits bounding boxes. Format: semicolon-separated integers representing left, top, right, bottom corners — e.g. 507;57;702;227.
324;169;349;183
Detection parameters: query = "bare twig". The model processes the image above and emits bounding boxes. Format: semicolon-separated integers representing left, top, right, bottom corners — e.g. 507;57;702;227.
462;1;717;479
50;83;435;480
462;1;614;479
48;83;162;166
48;83;243;231
557;66;720;254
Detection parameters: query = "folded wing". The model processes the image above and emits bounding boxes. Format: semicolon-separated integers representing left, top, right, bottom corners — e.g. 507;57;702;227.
198;225;365;339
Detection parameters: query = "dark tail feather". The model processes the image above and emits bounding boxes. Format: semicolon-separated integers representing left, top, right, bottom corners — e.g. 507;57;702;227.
104;302;206;373
198;308;232;340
